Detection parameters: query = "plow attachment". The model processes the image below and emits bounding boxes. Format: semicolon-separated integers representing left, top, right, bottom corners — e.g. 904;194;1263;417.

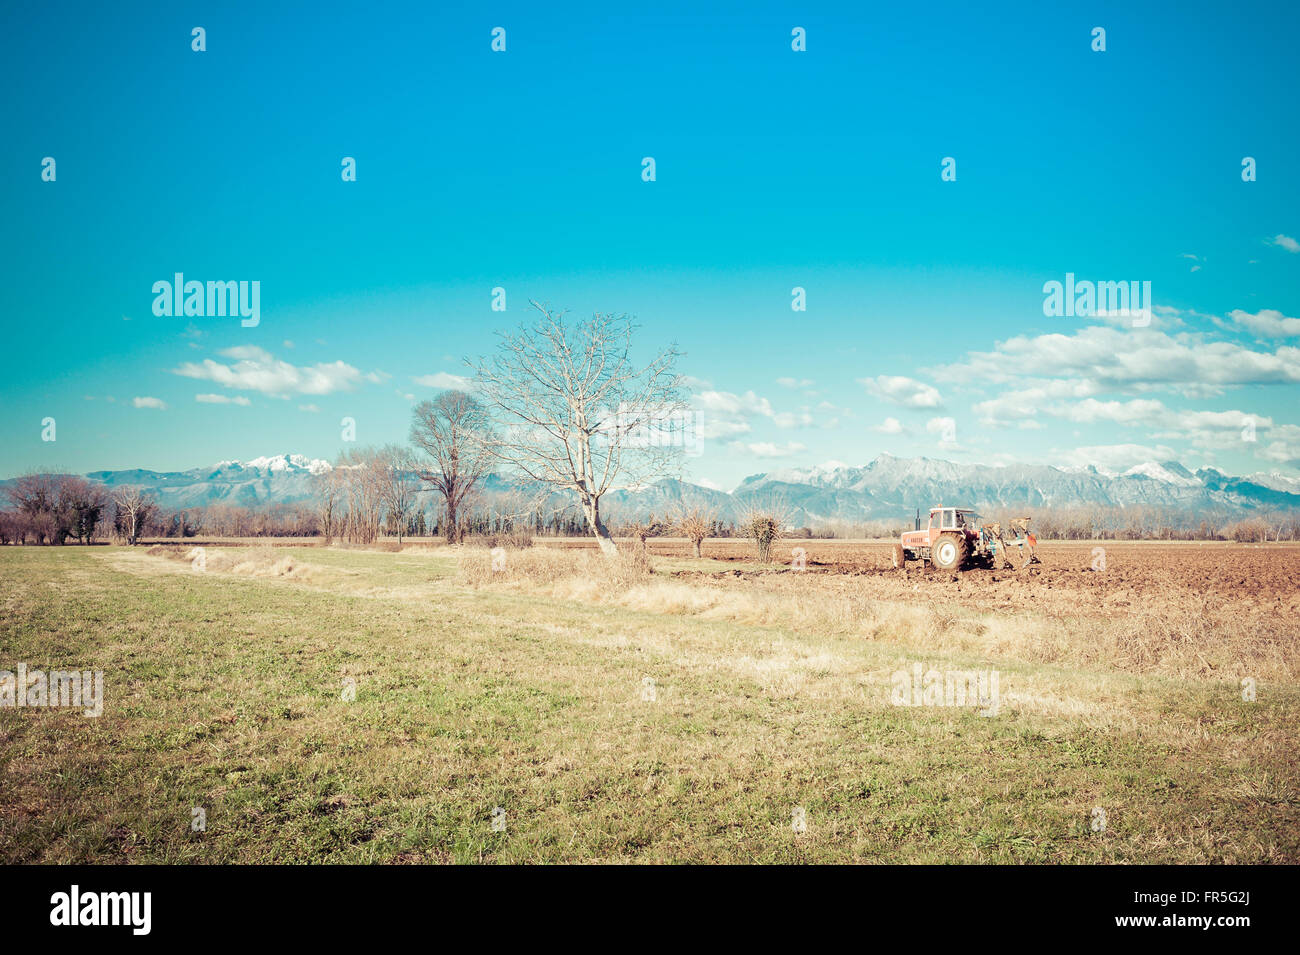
980;518;1040;570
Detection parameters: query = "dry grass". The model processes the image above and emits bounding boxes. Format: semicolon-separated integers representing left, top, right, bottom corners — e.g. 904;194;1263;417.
456;547;1297;683
458;543;653;590
145;544;322;581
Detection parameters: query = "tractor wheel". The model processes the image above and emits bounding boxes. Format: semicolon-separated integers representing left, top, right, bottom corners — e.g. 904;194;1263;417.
931;533;967;571
892;543;906;569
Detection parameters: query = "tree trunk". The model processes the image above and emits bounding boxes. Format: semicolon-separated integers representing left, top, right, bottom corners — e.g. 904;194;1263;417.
445;502;459;544
692;539;702;558
582;496;618;556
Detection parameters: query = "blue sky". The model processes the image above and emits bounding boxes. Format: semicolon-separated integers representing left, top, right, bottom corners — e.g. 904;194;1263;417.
2;0;1297;490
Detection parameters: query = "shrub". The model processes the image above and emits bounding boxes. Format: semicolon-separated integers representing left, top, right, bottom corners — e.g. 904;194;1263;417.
673;507;715;558
458;544;652;590
739;502;790;564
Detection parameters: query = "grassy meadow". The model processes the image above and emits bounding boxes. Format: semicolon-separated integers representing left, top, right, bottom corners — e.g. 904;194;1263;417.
0;542;1296;863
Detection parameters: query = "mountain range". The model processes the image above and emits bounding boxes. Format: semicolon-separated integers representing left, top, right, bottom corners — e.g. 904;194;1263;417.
6;452;1299;527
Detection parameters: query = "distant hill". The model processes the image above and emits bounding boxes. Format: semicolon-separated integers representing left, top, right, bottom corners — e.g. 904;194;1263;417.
5;451;1298;526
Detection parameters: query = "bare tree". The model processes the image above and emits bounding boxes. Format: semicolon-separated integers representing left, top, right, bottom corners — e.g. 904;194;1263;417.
674;505;715;558
314;469;342;544
0;509;24;545
612;510;669;553
6;473;59;544
377;445;420;543
59;477;107;543
333;447;385;544
471;301;685;556
111;486;157;545
409;391;491;544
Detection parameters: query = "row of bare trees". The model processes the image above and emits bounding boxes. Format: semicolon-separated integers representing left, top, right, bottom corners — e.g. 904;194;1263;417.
1;474;159;545
313;446;422;545
1;473;339;545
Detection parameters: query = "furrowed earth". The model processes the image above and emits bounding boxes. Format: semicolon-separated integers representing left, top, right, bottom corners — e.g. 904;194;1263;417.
1;539;1296;863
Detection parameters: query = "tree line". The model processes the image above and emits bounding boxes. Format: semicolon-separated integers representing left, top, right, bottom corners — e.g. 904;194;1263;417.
5;469;1297;547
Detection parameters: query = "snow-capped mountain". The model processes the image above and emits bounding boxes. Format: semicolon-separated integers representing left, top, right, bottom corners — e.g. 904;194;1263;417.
74;454;334;508
1245;471;1300;495
725;453;1300;524
6;453;1298;525
213;453;332;475
1120;461;1200;487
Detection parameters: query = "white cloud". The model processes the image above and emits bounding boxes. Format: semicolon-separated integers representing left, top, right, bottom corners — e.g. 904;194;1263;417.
696;417;754;440
695;389;773;417
730;440;807;458
195;393;251;406
1269;234;1300;253
692;388;816;438
772;410;814;428
871;417;905;434
1229;308;1300;338
926;417;957;445
694;390;766;439
173;346;368;397
299;404;321;413
1152;408;1275;451
1258;425;1300;464
132;396;167;410
1051;397;1167;426
1055;443;1181;472
1023;396;1272;452
973;381;1100;427
858;375;942;408
956;326;1300;396
412;372;472;390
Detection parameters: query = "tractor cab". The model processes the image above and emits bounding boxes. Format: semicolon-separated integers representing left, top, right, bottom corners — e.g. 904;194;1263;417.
900;506;980;554
928;507;981;540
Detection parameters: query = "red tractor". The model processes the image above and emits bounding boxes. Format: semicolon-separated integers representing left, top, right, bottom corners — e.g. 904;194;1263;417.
893;506;1038;572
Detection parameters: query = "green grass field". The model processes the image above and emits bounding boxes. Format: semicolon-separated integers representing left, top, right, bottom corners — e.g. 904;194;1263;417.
1;545;1296;863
